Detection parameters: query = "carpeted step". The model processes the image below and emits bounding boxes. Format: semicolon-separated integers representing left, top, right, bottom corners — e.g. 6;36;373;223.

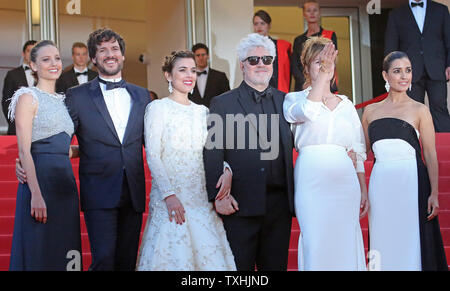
0;217;13;234
439;161;450;175
437;147;450;161
0;199;15;216
440;193;450;209
0;235;11;254
436;134;450;144
432;210;450;228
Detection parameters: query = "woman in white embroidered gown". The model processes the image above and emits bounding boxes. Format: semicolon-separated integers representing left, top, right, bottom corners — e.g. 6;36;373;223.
136;51;236;271
283;38;369;271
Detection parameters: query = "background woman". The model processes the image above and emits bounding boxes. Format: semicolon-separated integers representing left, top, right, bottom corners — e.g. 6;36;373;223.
362;51;447;271
8;41;81;271
291;0;338;92
253;10;292;93
283;37;368;271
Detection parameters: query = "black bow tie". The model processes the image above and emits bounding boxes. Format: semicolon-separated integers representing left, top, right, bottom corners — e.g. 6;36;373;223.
75;71;88;77
197;70;207;76
99;78;127;91
411;2;424;8
24;66;30;71
253;88;272;103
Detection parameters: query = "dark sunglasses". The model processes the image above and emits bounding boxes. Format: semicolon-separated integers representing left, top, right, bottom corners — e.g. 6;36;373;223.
244;55;274;66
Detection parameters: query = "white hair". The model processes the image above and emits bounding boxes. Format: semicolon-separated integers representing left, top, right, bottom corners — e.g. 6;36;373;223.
236;33;276;62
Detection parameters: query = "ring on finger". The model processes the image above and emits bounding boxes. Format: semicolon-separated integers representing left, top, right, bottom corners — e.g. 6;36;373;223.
171;210;176;217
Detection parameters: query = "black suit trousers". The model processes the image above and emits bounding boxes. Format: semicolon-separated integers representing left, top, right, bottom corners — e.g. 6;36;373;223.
408;73;450;132
83;173;143;271
222;188;292;271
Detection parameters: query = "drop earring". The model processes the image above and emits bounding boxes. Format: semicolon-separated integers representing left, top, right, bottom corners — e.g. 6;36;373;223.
385;81;390;92
168;81;173;94
409;83;412;91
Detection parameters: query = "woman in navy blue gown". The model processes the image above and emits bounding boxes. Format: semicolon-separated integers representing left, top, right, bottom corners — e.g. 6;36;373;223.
8;41;82;271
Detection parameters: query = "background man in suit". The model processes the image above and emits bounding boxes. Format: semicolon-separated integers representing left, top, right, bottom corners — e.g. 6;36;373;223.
56;42;97;94
2;40;37;135
203;33;294;271
189;43;230;108
385;0;450;132
65;28;150;271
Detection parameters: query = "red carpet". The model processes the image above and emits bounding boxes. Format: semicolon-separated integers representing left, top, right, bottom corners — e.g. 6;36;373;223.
0;135;449;271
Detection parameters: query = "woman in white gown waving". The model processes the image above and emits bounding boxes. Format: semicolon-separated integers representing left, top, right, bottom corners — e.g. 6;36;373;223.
283;38;369;271
136;51;236;271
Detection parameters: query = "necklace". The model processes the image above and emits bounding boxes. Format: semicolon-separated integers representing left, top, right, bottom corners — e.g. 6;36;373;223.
322;94;337;106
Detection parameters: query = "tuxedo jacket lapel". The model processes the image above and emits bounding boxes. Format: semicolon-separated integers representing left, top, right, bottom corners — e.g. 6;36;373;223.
122;84;141;144
237;83;259;135
405;5;423;35
18;67;28;87
89;78;121;143
88;70;98;81
203;70;215;99
192;84;201;99
69;69;80;86
272;92;292;150
422;1;433;35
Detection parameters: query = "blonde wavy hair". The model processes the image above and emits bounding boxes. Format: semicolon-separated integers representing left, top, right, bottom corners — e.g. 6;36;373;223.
301;36;337;89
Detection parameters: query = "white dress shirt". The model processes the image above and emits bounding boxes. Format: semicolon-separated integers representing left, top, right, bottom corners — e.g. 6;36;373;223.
22;64;34;87
196;67;209;98
283;87;366;173
74;67;88;85
410;0;427;33
99;76;132;143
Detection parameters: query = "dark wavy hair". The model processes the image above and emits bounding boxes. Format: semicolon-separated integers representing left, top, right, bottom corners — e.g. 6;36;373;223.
162;51;196;74
87;28;126;61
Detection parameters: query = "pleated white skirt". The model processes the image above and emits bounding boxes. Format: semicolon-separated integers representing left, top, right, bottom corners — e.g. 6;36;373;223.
295;144;366;271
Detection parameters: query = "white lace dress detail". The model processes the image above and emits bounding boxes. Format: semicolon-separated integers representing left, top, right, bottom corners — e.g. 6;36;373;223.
136;98;236;271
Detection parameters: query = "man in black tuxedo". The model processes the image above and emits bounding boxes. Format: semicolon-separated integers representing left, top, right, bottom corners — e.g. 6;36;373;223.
56;42;97;94
65;28;150;271
203;33;294;271
2;40;37;135
189;43;230;108
385;0;450;132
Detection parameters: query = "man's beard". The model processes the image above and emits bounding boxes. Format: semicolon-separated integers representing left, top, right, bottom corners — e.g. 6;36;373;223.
246;73;272;87
95;57;123;76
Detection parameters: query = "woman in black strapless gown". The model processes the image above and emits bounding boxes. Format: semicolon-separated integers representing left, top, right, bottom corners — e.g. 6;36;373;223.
362;52;447;271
